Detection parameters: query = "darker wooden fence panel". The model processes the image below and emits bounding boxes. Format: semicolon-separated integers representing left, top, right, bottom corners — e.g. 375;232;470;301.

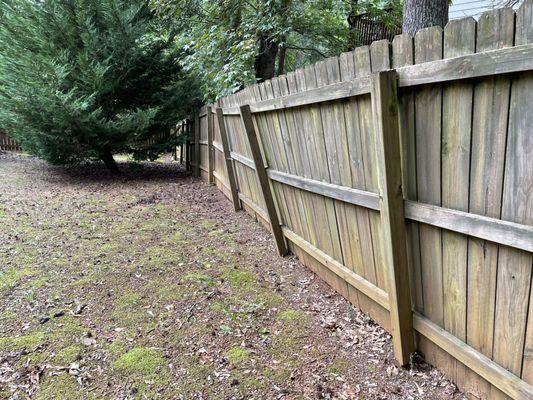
0;131;21;151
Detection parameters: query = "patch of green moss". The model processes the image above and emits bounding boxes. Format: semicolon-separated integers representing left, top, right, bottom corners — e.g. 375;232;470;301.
277;309;309;326
26;275;49;289
198;220;216;230
225;346;251;365
0;330;47;351
210;301;227;313
150;283;186;302
113;347;166;376
222;268;255;289
54;344;83;364
161;231;186;246
108;340;127;357
35;374;93;400
117;291;142;307
0;267;37;290
327;358;350;375
182;272;213;286
254;290;283;308
54;317;86;339
140;246;181;268
270;332;304;360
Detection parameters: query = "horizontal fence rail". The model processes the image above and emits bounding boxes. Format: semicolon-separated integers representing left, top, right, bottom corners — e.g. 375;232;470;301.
221;43;533;115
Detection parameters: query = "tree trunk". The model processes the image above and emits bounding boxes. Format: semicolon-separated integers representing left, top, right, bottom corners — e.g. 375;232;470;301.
277;40;286;76
100;150;120;174
402;0;449;37
254;33;279;82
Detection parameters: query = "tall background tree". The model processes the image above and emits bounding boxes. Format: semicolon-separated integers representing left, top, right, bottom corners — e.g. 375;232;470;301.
0;0;200;171
152;0;402;100
402;0;449;36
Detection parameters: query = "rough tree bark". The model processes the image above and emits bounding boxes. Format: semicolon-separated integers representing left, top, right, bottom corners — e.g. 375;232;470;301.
254;33;279;82
100;149;120;174
402;0;449;37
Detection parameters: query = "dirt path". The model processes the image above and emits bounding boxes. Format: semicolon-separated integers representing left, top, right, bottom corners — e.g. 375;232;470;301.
0;153;464;399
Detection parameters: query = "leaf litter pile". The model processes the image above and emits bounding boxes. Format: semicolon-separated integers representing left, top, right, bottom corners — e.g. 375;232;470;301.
0;153;465;399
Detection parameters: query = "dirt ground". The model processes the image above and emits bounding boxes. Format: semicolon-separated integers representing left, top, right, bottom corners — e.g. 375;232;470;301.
0;153;465;399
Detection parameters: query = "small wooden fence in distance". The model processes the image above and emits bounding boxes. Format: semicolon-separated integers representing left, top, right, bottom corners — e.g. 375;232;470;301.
0;131;21;151
184;3;533;399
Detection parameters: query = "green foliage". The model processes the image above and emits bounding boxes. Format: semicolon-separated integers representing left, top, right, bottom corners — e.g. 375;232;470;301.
0;0;201;168
151;0;352;100
352;0;402;29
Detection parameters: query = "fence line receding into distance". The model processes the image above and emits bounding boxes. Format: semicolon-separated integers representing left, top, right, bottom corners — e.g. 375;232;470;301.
184;3;533;399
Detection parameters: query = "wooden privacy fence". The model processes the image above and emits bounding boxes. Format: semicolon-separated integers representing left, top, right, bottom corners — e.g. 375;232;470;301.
171;119;192;167
0;131;21;151
186;3;533;399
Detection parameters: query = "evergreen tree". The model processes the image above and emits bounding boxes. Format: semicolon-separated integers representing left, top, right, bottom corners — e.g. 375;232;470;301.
0;0;200;172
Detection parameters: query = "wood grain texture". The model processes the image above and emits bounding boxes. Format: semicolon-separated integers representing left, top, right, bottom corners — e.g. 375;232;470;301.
441;17;476;390
215;108;241;212
493;0;533;385
240;104;288;256
414;26;444;329
368;42;390;293
372;70;414;365
397;42;533;87
283;227;389;310
317;57;362;290
461;9;515;400
298;65;345;288
256;80;297;237
392;33;423;317
413;313;533;400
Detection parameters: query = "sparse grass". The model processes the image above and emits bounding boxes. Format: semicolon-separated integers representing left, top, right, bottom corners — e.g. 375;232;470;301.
35;375;93;400
54;344;83;364
182;272;214;286
0;267;37;291
0;330;47;351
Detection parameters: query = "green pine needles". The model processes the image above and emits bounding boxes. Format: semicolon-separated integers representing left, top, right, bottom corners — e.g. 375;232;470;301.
0;0;200;171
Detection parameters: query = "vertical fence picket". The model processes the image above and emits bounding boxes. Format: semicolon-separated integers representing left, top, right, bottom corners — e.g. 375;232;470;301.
194;113;200;177
216;108;241;212
207;105;214;184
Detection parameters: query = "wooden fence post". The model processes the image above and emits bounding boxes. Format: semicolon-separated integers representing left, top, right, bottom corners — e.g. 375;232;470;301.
194;113;200;177
240;104;288;256
371;70;415;366
171;127;177;161
216;108;241;212
185;119;191;171
207;105;215;184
